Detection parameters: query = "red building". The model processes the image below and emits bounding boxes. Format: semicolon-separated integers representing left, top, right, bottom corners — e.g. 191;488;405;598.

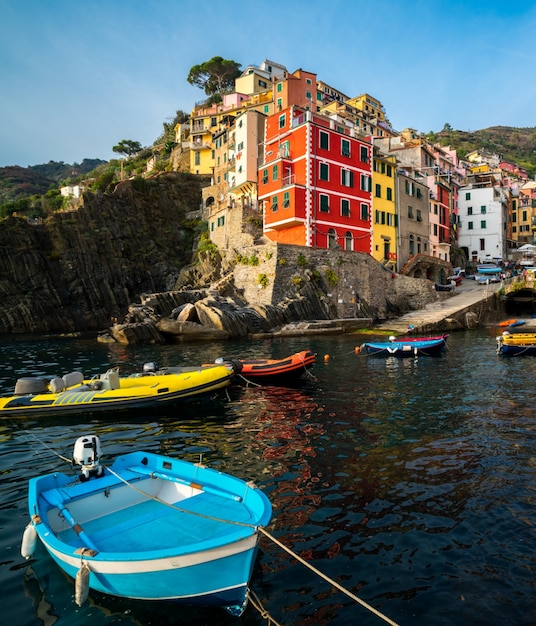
258;106;373;251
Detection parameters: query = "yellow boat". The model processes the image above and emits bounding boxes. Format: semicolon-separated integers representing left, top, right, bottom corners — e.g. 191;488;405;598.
0;363;236;417
498;332;536;345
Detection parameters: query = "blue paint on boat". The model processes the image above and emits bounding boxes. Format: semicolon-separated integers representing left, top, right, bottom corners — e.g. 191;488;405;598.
25;437;272;615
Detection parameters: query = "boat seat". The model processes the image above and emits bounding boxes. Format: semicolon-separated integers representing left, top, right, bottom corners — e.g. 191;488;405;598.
49;377;65;393
63;371;84;388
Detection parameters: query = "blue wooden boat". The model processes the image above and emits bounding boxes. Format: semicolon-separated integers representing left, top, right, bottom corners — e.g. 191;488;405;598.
21;435;272;615
361;334;449;357
477;264;502;275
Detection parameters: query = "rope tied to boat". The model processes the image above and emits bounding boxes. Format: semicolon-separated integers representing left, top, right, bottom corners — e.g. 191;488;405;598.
258;527;400;626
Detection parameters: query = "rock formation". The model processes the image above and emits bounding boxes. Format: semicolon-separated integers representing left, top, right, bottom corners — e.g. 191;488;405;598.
0;171;443;342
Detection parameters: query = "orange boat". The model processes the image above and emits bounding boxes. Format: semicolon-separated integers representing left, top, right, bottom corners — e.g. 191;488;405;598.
231;350;316;384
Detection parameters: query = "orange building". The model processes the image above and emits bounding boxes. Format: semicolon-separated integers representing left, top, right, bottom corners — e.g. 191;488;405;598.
258;105;373;251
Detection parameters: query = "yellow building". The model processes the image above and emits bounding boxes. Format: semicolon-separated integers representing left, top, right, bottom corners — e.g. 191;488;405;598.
372;149;398;267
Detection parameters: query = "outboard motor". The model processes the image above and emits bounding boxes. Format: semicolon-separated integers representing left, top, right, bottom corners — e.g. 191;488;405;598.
143;361;158;374
73;435;103;480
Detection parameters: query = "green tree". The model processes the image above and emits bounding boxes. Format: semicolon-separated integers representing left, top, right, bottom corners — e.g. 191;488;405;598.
112;139;143;158
187;56;241;100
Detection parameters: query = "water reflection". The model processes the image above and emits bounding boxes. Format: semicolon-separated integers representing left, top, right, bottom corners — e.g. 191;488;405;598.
1;331;536;625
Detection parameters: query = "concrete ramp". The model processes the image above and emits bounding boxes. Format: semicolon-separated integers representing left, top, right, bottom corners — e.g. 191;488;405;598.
376;280;503;334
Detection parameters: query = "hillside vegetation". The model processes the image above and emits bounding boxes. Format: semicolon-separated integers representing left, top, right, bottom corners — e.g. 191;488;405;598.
429;125;536;177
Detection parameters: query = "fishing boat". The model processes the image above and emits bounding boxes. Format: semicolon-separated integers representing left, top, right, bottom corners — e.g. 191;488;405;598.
0;362;236;417
21;435;272;615
477;264;502;275
361;334;449;357
496;332;536;356
220;350;316;384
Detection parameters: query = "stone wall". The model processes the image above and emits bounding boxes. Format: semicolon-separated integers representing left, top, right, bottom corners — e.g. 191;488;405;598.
230;242;438;322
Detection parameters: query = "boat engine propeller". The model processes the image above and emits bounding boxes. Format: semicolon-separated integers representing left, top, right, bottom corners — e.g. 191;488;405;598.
73;435;103;481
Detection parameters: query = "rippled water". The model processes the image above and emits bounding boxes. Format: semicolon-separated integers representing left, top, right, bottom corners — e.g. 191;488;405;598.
0;330;535;626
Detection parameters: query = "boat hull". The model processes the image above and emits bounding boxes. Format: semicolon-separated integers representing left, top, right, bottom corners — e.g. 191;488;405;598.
363;335;448;357
0;366;233;417
237;350;316;383
497;341;536;356
27;450;272;613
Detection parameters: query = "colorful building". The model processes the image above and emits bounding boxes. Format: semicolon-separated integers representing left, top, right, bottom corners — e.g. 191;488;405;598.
371;147;398;267
259;105;372;251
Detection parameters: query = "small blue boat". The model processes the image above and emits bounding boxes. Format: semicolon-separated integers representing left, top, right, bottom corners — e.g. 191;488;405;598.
22;435;272;615
477;264;502;275
361;334;449;357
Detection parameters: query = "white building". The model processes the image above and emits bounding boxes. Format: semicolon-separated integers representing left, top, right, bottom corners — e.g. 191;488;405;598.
457;173;510;263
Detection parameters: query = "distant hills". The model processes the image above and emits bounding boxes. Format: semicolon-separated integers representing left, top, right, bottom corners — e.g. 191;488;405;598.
431;125;536;178
0;159;107;204
1;125;535;206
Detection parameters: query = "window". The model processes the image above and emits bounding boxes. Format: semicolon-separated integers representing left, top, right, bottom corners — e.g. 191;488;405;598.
409;235;414;255
408;205;414;219
277;98;282;109
194;152;200;166
263;105;269;114
271;196;278;212
320;131;329;150
279;141;290;158
306;78;312;85
375;210;380;223
328;229;337;249
319;163;329;181
306;91;312;100
272;164;279;181
360;174;371;191
344;231;353;251
468;221;474;230
468;206;473;215
341;169;354;187
386;165;392;177
360;203;369;220
279;114;285;128
283;191;290;208
262;169;268;185
481;220;487;229
341;139;350;157
480;205;486;214
341;199;350;217
480;238;485;251
416;209;422;222
320;194;330;212
465;192;471;200
277;83;282;92
375;184;381;198
360;146;368;162
433;224;438;236
386;187;393;201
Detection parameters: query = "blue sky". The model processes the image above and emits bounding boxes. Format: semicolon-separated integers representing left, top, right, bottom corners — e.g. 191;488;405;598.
1;0;536;168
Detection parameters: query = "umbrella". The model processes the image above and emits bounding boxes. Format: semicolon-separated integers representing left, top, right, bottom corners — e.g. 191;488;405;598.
517;244;536;252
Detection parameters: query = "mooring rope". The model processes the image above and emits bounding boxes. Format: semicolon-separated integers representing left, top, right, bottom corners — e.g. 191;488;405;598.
258;527;400;626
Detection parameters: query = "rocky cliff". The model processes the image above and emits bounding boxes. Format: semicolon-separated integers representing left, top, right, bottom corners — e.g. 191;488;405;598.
0;171;442;340
0;172;201;333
